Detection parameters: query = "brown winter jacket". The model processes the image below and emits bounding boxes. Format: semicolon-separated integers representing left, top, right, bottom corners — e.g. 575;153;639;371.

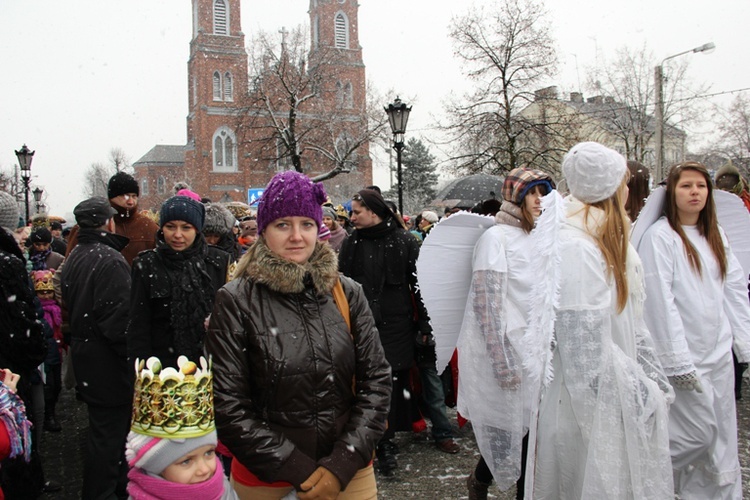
205;239;391;490
66;202;158;265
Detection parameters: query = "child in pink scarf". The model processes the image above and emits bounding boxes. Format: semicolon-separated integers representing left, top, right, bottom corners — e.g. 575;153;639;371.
125;430;236;500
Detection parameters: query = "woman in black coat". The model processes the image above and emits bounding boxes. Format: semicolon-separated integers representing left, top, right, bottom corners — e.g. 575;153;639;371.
127;195;230;368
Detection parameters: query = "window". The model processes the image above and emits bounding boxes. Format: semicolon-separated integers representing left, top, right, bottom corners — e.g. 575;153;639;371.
213;127;237;172
336;81;353;108
343;81;353;108
213;0;228;35
223;72;233;101
141;178;149;195
213;72;222;101
313;16;320;49
334;12;348;49
157;176;166;194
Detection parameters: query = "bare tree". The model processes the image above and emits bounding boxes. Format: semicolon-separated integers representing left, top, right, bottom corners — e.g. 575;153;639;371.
82;162;114;198
439;0;558;175
705;94;750;174
584;44;706;163
109;147;131;173
238;26;384;182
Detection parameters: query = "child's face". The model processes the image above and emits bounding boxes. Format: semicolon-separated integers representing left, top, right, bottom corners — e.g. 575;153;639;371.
160;444;217;484
36;290;54;300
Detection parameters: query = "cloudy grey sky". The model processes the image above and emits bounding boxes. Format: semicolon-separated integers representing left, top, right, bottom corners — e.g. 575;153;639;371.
1;0;747;216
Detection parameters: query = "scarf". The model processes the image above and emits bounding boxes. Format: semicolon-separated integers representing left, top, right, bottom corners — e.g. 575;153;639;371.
155;232;214;358
40;298;63;343
30;248;51;270
494;201;523;228
0;384;32;462
127;457;226;500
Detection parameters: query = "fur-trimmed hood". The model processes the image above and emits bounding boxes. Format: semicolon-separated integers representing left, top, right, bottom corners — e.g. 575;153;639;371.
240;238;339;295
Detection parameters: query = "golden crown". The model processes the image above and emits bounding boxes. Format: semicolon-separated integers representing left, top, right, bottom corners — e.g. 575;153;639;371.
32;270;55;292
130;356;214;439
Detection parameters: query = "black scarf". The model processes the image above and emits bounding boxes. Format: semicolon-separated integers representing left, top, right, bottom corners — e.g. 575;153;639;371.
341;219;405;291
155;232;214;358
29;249;51;270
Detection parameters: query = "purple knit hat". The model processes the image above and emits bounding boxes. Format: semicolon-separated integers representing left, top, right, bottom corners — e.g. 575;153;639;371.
257;171;327;234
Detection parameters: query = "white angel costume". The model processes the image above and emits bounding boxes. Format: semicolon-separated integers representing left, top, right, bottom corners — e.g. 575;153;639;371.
638;217;750;499
456;221;538;490
532;198;674;500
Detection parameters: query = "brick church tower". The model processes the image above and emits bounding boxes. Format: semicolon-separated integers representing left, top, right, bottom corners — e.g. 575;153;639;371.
134;0;372;210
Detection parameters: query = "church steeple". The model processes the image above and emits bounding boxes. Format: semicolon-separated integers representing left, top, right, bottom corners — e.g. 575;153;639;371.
309;0;362;58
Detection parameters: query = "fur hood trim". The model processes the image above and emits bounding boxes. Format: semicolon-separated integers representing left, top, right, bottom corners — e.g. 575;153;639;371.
242;239;339;295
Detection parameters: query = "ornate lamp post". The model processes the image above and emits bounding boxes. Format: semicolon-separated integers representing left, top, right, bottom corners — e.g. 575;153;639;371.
32;187;44;215
384;97;412;215
15;144;35;223
654;42;714;182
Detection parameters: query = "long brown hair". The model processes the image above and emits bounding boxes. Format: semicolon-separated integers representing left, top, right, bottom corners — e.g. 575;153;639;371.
625;160;650;222
585;176;630;313
664;162;727;279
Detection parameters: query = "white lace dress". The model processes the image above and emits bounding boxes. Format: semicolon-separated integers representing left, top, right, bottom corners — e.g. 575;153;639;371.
639;218;750;499
532;199;674;500
456;223;537;490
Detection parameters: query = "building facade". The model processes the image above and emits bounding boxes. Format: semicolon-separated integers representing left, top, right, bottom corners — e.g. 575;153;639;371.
134;0;372;210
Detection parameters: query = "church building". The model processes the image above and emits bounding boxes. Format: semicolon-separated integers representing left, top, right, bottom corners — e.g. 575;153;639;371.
134;0;372;210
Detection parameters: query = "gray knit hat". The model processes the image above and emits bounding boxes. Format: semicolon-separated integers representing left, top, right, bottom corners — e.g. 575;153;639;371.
322;206;337;221
203;204;236;236
0;191;19;232
125;430;217;475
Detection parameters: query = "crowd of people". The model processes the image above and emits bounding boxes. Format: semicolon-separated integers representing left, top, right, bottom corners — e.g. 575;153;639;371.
0;143;748;499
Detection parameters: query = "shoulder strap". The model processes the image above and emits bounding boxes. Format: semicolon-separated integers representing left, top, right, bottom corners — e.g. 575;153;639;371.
331;278;351;334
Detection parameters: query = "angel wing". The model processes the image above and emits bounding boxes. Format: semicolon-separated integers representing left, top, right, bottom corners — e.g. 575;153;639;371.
416;211;496;372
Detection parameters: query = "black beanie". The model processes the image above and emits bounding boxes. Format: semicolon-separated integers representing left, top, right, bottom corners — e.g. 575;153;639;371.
159;196;205;231
108;172;139;199
30;227;52;244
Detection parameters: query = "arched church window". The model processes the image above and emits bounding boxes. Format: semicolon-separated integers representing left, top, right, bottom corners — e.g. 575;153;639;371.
157;176;166;194
141;178;149;196
334;12;349;49
213;127;237;172
213;72;222;101
343;81;353;108
213;0;229;35
223;72;233;101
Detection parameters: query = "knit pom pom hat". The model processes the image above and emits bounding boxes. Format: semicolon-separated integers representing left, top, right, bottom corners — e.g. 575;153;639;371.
562;142;627;203
256;171;327;234
159;196;205;232
203;204;236;236
125;430;217;476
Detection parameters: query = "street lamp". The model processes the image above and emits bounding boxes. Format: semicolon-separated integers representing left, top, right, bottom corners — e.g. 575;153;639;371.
654;42;714;182
384;97;412;215
15;144;35;223
32;187;44;215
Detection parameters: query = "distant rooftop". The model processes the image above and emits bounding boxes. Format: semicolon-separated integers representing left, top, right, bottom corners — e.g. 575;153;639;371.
133;145;186;166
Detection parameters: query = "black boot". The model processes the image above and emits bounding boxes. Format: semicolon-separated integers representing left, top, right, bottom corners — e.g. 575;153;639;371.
467;471;491;500
44;414;61;433
376;440;398;475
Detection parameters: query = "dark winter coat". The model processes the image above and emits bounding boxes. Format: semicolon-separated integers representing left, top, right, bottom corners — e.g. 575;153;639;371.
0;228;46;389
205;239;391;490
66;202;159;265
127;233;230;368
60;228;132;407
339;219;432;370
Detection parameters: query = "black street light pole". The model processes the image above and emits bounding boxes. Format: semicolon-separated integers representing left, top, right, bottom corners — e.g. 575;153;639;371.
384;97;411;215
33;187;44;215
15;144;35;224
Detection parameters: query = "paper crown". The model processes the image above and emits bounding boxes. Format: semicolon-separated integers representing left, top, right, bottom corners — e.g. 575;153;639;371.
130;356;214;439
32;270;55;292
